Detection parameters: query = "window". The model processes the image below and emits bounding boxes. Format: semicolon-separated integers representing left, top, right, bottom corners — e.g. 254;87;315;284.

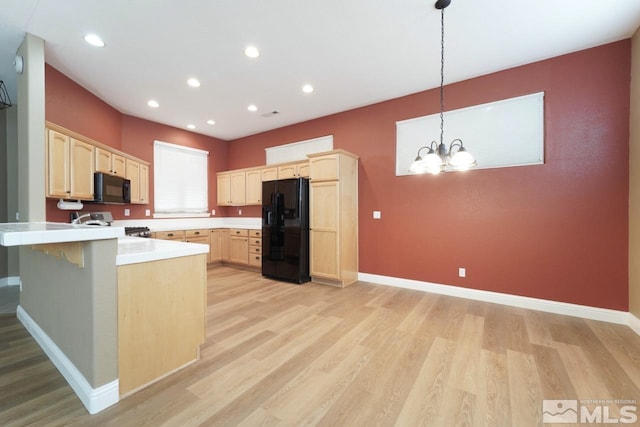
153;140;208;217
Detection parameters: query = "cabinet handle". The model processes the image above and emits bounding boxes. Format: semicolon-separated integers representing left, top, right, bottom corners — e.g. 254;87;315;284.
194;231;200;235
167;233;174;237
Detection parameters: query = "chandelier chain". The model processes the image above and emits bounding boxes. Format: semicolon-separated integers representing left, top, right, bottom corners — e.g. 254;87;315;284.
439;7;445;146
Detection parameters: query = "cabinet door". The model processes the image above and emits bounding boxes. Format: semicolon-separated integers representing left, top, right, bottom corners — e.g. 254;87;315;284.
112;154;126;176
297;162;310;178
310;181;340;280
138;163;149;204
46;129;70;198
230;171;246;205
95;147;112;174
70;138;95;200
277;164;297;179
217;173;231;206
210;230;223;262
229;236;249;264
261;167;278;182
245;169;262;205
310;154;339;181
221;229;230;261
126;159;141;203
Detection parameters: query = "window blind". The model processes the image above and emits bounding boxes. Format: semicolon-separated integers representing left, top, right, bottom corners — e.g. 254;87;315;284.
153;140;208;214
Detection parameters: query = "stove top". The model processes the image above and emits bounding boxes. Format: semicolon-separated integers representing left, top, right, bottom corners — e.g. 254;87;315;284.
124;226;151;238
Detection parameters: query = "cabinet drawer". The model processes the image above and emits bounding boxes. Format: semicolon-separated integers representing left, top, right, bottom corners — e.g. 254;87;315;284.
186;229;207;238
249;254;262;267
229;229;248;237
155;230;185;240
249;229;262;238
249;245;262;254
186;236;209;245
250;237;262;246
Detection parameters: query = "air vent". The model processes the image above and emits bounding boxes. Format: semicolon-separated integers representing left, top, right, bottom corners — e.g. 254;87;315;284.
261;110;279;118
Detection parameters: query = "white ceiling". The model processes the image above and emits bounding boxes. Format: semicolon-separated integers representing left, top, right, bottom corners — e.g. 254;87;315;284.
1;0;640;140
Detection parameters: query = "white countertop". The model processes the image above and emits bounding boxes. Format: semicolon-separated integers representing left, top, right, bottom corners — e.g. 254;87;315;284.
112;217;261;231
116;236;209;266
0;222;124;247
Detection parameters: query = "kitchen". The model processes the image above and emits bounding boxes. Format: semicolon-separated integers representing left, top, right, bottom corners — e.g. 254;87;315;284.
2;0;640;424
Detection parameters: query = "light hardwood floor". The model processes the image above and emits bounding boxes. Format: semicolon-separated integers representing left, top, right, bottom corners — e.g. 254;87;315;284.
1;266;640;426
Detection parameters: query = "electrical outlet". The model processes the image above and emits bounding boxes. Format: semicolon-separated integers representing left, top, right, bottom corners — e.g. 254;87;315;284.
124;209;130;217
373;211;381;219
458;267;466;278
211;209;216;216
15;212;19;221
238;208;242;216
145;209;151;216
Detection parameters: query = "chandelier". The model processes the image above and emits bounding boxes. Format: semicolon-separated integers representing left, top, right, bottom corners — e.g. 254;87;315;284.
409;0;477;175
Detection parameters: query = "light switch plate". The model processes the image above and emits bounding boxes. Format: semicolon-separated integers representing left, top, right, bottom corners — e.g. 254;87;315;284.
373;211;381;219
124;209;130;217
145;209;151;216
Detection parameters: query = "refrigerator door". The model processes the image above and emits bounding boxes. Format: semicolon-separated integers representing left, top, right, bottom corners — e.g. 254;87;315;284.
262;180;279;279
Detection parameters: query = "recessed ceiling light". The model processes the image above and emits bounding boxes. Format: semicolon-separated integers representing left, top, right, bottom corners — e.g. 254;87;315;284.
302;84;314;93
187;78;201;88
244;46;260;58
147;100;159;108
207;119;216;125
83;33;105;47
248;104;258;112
187;124;196;130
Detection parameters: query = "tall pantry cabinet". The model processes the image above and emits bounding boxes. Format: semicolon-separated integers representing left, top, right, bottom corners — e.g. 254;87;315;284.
308;150;359;287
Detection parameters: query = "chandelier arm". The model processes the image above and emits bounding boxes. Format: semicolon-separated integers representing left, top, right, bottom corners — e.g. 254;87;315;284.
448;138;464;152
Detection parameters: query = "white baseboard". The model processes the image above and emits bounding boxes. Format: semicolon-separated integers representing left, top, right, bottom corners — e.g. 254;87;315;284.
0;276;20;287
358;273;630;326
16;305;119;414
629;313;640;336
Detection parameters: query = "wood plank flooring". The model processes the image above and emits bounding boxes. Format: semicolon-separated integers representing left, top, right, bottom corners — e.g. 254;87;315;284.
1;266;640;426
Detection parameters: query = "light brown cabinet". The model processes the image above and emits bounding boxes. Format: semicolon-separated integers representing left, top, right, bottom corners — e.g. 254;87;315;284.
154;230;186;241
229;228;249;265
46;129;95;200
245;169;262;205
277;161;309;179
95;147;126;176
217;171;246;206
125;159;149;205
46;122;149;203
308;150;359;287
248;229;262;268
261;167;278;182
210;229;224;263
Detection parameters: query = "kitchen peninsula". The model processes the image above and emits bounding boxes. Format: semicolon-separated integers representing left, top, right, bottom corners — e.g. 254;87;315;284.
0;222;208;414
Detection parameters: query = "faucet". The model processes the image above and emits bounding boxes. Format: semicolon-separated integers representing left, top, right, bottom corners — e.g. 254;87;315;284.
71;213;92;224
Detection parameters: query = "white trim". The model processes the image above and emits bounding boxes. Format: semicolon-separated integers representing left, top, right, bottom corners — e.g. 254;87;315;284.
0;276;20;287
16;305;119;414
153;140;209;156
629;313;640;336
358;272;629;325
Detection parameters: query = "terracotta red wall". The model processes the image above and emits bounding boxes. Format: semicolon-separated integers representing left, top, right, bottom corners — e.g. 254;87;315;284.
44;65;228;222
228;41;631;310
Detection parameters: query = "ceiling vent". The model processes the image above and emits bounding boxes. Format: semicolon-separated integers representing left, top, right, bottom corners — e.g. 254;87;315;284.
261;110;279;118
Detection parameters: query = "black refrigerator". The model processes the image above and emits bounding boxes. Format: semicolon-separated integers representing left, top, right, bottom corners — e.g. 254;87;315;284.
262;178;310;284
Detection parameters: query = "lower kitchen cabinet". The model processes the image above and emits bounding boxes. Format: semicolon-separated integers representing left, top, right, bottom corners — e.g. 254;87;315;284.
249;230;262;268
229;229;249;265
209;229;223;263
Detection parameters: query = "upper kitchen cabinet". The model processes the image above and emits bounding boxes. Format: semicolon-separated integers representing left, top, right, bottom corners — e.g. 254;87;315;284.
277;161;309;179
46;122;149;204
261;167;278;182
46;129;94;200
308;150;359;287
245;168;262;205
126;159;150;204
95;147;125;176
216;171;246;206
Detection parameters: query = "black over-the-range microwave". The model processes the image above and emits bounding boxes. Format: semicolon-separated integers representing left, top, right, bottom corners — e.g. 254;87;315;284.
94;172;131;204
